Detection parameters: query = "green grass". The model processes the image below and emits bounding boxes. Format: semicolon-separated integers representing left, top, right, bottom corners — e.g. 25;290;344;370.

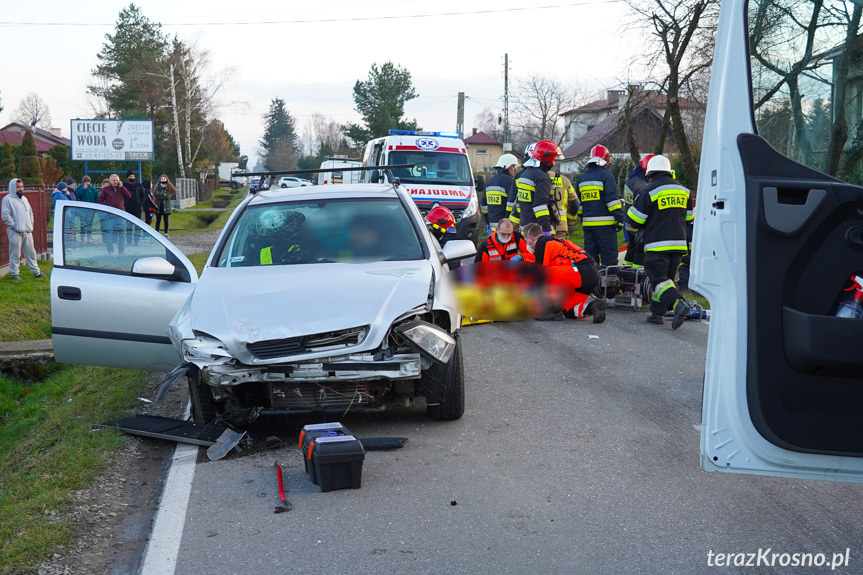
0;206;233;573
0;261;54;342
0;366;149;574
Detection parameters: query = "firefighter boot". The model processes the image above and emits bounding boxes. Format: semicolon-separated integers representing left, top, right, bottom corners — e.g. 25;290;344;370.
592;298;607;324
671;299;691;330
647;300;664;324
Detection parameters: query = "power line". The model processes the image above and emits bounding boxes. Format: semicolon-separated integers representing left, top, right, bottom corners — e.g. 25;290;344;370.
0;1;623;27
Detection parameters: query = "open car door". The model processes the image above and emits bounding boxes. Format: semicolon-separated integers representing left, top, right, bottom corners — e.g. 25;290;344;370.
51;201;198;372
695;0;863;481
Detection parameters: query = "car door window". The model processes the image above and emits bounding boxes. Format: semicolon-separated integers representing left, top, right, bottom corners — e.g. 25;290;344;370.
60;205;169;273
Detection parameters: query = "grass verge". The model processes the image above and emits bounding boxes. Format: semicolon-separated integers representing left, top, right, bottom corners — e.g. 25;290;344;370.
0;366;149;574
0;261;54;342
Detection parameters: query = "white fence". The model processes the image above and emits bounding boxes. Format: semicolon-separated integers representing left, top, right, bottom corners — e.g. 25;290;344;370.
175;178;198;209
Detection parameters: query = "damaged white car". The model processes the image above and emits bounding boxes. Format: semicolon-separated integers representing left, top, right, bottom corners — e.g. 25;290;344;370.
51;182;475;425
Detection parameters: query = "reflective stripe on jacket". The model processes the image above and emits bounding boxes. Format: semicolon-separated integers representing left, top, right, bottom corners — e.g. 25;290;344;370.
577;165;622;227
626;175;693;253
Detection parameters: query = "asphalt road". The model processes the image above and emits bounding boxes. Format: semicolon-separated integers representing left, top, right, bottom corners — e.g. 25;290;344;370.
168;310;863;575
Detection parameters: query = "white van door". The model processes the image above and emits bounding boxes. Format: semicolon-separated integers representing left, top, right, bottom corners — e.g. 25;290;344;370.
694;0;863;482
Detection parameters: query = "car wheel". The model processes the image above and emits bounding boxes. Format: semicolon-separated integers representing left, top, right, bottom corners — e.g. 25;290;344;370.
187;366;219;423
425;336;465;420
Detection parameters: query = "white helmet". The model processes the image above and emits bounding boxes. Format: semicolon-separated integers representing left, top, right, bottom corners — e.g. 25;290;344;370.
645;155;673;177
495;153;520;170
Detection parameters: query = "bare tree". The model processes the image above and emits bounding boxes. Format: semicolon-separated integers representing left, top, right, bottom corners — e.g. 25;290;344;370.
13;93;52;129
510;74;578;148
625;0;719;182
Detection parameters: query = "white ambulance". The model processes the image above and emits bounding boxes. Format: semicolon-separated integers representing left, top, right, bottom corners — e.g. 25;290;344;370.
362;130;482;245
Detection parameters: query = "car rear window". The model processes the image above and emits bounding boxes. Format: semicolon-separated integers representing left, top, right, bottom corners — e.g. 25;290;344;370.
216;198;424;267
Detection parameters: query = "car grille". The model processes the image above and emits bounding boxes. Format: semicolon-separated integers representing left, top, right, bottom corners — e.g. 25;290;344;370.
246;326;367;360
419;206;465;222
270;381;372;410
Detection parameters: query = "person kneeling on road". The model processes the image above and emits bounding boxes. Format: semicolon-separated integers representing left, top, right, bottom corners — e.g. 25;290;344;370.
522;222;604;323
474;218;528;262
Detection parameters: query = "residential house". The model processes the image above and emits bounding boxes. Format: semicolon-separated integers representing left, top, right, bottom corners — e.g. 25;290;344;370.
559;86;704;173
0;122;71;153
464;129;503;174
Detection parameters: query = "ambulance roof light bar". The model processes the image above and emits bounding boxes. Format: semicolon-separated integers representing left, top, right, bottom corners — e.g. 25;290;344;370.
387;129;460;139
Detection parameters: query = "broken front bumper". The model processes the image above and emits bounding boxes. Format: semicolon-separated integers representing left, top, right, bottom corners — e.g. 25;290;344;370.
199;352;423;387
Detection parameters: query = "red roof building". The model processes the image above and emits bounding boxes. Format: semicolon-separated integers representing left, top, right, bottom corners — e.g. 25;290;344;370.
0;122;71;154
464;129;504;173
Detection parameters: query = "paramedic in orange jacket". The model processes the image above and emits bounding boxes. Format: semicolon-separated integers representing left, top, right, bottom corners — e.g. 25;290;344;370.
474;218;529;262
522;222;605;322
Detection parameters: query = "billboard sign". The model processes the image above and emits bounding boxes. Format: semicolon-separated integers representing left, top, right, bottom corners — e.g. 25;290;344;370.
70;119;155;161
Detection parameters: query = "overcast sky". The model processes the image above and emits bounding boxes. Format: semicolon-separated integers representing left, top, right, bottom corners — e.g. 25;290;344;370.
0;0;639;165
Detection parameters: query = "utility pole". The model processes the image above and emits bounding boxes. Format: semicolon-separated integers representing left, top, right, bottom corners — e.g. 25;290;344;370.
503;53;511;151
456;92;465;139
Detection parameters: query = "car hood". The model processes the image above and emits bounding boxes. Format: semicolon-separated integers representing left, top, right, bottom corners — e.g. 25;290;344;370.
187;261;433;363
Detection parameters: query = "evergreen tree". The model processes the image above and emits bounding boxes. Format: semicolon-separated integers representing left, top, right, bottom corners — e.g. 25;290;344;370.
0;142;16;183
259;98;299;171
90;4;168;118
18;130;42;185
345;62;420;146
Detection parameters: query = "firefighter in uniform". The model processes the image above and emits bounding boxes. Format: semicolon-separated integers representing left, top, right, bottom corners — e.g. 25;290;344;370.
577;144;623;267
474;218;528;262
622;154;654;266
515;140;562;236
483;153;520;231
508;143;535;229
522;222;604;323
549;168;580;240
426;204;456;244
625;155;694;329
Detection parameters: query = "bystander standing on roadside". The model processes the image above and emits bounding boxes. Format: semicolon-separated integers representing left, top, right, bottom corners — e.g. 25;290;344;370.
153;174;176;237
98;174;132;255
2;178;43;280
142;178;156;226
124;170;146;245
75;176;99;241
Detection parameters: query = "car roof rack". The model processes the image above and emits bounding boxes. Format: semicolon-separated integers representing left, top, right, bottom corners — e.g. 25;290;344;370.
240;164;413;189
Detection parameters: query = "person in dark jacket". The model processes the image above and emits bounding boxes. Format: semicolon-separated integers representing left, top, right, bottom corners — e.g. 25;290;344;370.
515;140;562;235
153;174;177;236
124;170;146;245
484;153;519;231
75;175;100;240
625;155;694;329
622;154;654;266
577;144;623;267
98;174;132;255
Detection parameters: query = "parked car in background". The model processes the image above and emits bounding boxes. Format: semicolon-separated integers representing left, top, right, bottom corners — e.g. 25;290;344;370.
248;176;261;193
278;176;313;188
49;182;477;427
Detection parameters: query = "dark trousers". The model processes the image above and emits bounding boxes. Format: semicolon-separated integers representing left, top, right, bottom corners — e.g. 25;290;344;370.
644;252;684;316
584;226;618;268
155;213;170;233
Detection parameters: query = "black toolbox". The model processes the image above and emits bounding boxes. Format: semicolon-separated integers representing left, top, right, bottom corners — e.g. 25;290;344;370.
310;435;365;492
299;422;348;484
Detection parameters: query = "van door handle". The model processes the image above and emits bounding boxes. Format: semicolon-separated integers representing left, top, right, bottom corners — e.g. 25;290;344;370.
762;186;827;235
58;286;81;301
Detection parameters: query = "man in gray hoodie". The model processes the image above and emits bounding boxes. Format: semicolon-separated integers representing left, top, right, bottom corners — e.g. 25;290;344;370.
2;178;43;280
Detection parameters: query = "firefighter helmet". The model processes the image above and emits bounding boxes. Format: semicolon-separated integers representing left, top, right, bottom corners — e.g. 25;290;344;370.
639;154;656;172
495;153;520;170
645;155;673;178
530;140;564;167
426;204;455;235
523;142;537;162
589;144;611;166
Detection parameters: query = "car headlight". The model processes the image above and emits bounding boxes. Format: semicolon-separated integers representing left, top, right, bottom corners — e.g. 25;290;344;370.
182;331;234;361
394;320;456;364
461;193;479;219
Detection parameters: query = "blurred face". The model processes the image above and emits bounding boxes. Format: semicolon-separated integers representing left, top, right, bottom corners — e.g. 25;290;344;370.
526;233;539;253
160;177;167;184
128;175;136;184
506;165;517;177
109;175;121;187
15;181;24;194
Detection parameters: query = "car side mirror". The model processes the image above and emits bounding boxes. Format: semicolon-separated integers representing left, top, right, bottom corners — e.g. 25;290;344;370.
439;240;476;264
131;256;182;280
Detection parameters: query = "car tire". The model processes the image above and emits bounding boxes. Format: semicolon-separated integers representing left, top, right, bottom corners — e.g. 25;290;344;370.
280;183;287;188
187;366;219;423
425;336;465;420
